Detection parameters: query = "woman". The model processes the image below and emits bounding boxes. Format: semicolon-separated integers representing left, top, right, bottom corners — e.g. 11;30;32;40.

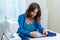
17;2;48;40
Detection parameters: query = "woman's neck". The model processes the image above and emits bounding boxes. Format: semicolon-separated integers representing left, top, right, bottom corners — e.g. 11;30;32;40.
26;17;34;24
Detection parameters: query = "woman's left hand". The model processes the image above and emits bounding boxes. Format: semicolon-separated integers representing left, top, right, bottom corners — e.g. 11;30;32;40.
43;29;48;36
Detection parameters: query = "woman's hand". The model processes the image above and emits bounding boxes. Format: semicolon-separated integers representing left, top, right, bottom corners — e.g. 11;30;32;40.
30;32;38;38
43;29;48;36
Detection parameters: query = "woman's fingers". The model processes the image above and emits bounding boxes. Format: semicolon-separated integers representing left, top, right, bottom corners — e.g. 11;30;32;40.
43;30;48;36
30;32;38;38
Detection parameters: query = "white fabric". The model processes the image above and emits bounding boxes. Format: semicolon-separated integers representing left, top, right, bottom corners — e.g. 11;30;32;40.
30;31;60;40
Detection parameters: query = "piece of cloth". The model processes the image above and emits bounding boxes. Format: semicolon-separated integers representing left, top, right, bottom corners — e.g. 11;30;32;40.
46;31;56;37
37;31;56;38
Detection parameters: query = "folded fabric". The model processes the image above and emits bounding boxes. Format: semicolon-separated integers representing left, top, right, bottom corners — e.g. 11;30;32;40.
46;31;56;37
37;31;56;38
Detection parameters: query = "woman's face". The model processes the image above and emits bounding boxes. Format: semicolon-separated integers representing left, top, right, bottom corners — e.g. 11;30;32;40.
31;8;38;18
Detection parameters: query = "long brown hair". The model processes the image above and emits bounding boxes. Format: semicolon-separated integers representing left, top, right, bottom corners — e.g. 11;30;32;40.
26;2;41;22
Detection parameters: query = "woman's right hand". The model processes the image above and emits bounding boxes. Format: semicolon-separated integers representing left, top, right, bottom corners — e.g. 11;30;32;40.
30;32;38;38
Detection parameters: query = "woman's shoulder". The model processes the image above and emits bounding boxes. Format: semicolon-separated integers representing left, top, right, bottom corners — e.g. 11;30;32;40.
18;13;26;22
18;13;26;18
19;13;26;17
